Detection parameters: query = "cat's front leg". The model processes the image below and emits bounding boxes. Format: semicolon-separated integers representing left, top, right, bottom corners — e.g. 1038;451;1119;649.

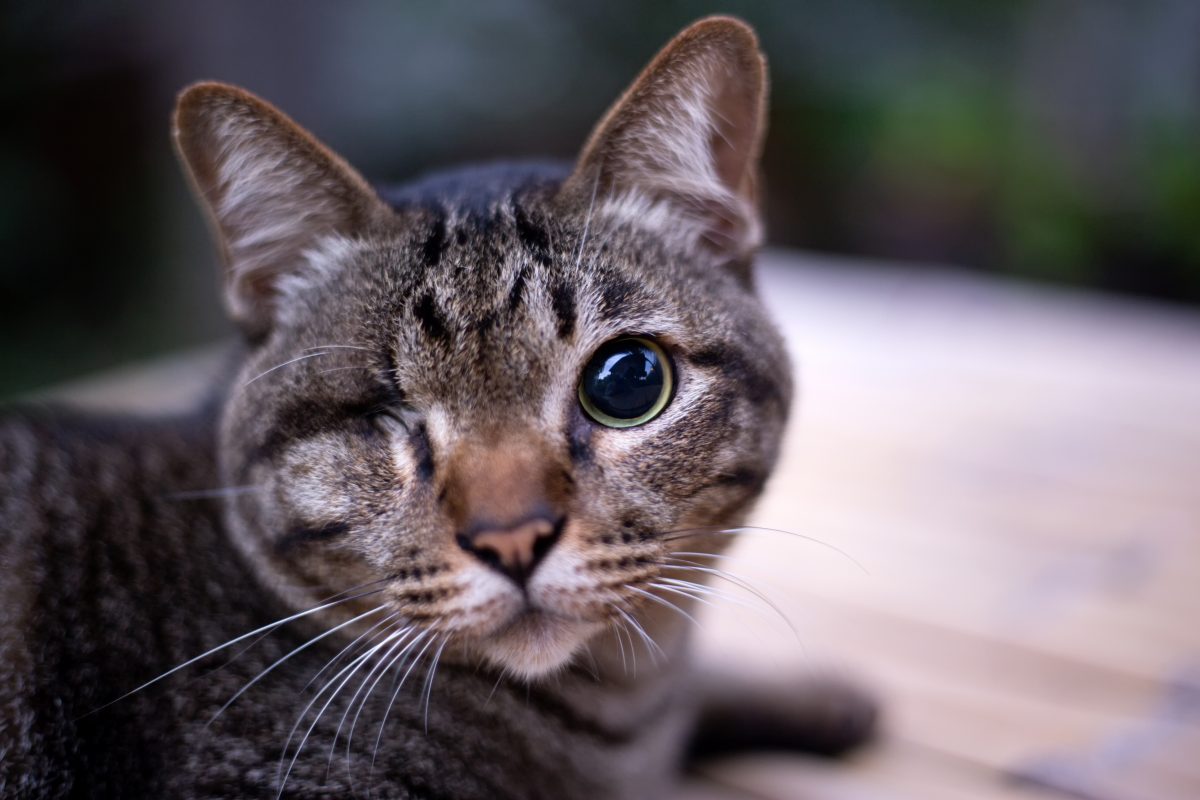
684;666;880;762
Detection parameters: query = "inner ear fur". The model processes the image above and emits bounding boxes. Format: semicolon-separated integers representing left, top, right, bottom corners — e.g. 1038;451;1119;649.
565;16;768;262
173;82;388;337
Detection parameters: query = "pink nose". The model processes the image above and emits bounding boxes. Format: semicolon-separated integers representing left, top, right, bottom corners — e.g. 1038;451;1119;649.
456;516;563;585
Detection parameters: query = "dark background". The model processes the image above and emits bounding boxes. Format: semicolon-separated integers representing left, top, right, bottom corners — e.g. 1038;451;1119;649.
3;0;1198;398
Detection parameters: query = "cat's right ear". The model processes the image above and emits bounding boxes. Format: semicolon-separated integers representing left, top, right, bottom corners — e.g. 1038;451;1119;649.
173;82;387;338
564;16;768;270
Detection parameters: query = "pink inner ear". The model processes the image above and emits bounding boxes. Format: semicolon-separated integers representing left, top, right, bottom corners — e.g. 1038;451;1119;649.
709;67;760;200
174;83;386;335
564;20;768;262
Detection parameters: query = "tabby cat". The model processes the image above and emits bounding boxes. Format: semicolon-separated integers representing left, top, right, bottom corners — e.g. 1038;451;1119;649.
0;17;874;799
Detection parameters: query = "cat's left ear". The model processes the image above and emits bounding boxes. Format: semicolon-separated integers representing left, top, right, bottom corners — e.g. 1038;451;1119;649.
565;16;768;266
173;82;389;337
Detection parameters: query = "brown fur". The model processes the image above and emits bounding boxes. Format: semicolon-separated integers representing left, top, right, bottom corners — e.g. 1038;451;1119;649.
0;17;874;799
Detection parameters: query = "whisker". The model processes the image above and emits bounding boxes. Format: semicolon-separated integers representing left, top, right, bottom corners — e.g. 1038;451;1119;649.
206;578;393;685
483;672;506;709
656;575;758;609
660;558;801;640
83;586;388;718
652;577;767;623
421;634;450;733
277;628;407;798
613;606;666;664
661;550;739;563
303;612;401;693
209;604;389;726
624;618;640;675
316;365;375;377
369;631;438;781
609;616;630;676
662;526;869;575
301;344;373;353
164;485;262;501
277;622;401;781
331;626;417;780
626;585;702;629
243;351;334;387
573;167;601;269
648;581;722;613
577;641;601;683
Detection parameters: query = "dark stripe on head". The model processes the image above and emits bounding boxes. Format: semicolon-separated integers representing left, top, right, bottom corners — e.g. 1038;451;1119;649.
414;291;449;342
514;205;552;267
551;282;576;339
599;276;639;319
250;396;389;463
276;521;350;554
507;265;528;312
421;211;448;268
688;344;785;407
411;422;436;481
711;466;768;493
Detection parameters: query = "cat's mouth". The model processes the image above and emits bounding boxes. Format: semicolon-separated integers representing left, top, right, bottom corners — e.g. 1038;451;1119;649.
474;604;600;678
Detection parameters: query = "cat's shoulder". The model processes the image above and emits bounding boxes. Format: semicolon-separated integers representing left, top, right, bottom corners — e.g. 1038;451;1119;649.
0;404;219;517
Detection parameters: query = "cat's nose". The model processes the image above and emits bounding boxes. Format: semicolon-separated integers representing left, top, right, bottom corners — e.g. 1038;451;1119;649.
456;515;564;586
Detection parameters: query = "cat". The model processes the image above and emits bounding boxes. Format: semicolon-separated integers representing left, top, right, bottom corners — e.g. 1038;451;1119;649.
0;16;875;799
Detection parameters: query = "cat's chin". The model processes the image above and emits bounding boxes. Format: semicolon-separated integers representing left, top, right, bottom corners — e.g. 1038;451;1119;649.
477;610;598;680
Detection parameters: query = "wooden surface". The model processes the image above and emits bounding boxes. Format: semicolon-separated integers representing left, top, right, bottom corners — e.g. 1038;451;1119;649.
684;253;1200;800
54;251;1200;799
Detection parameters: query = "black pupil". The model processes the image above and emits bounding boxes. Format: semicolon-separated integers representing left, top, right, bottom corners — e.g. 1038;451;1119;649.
582;340;665;420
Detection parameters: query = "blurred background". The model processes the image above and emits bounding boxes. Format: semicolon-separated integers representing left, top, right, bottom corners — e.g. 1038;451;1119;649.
2;0;1198;396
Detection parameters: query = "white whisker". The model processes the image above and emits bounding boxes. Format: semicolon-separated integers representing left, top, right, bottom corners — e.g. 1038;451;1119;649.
276;627;407;798
421;634;450;733
663;526;868;575
626;585;702;629
243;351;332;387
331;626;417;781
482;672;506;709
577;641;601;683
648;581;721;613
661;558;801;640
209;604;389;725
83;588;386;718
301;344;373;353
609;616;630;676
303;612;400;693
165;485;262;501
316;365;374;377
573;168;601;269
369;631;438;780
613;606;666;664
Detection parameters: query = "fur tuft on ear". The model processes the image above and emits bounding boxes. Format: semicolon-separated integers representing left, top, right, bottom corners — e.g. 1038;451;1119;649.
564;16;768;265
173;82;387;337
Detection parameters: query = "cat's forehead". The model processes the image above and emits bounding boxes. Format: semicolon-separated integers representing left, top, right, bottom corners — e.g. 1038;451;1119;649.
314;199;678;419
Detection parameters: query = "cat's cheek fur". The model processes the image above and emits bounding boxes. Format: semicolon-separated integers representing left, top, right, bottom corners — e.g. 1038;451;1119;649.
277;435;362;521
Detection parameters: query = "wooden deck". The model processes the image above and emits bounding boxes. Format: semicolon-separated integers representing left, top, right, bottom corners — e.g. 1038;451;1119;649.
682;254;1200;800
55;251;1200;799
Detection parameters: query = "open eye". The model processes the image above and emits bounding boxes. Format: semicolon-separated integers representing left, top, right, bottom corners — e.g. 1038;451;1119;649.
578;337;673;428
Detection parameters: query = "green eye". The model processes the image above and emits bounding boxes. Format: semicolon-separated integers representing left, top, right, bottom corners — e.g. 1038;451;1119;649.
578;337;673;428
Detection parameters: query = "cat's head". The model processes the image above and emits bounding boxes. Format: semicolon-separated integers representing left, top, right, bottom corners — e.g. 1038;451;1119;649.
175;16;790;678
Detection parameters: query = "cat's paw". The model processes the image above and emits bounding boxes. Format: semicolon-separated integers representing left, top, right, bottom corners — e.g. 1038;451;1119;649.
779;673;880;757
689;670;880;760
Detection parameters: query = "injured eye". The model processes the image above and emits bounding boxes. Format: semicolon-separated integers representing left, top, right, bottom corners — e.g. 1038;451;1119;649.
578;337;673;428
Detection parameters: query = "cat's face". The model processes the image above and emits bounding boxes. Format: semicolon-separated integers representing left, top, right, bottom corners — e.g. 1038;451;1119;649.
178;18;789;677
